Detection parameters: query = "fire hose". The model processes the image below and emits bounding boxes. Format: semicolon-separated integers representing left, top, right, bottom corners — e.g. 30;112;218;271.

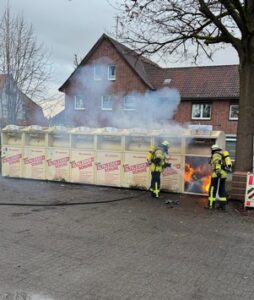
0;190;147;207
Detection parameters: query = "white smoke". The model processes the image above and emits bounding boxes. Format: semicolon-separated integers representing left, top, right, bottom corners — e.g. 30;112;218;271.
65;59;181;130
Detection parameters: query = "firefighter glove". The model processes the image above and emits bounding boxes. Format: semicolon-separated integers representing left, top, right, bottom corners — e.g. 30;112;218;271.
216;170;221;178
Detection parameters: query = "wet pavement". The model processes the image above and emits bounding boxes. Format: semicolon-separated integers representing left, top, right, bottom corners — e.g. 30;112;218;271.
0;177;254;300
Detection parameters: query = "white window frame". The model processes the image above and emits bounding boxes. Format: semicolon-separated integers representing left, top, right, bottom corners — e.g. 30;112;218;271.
108;65;116;80
229;104;239;120
94;65;103;80
191;103;211;120
74;96;86;110
226;135;236;161
101;95;113;111
123;96;136;111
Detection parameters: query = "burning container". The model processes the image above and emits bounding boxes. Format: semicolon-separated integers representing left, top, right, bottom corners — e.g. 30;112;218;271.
22;125;47;180
46;126;70;182
1;125;24;178
122;129;151;189
95;127;123;187
183;129;225;195
69;127;96;184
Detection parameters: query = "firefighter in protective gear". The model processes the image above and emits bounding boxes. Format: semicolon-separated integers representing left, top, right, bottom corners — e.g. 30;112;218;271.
147;141;171;198
206;144;232;210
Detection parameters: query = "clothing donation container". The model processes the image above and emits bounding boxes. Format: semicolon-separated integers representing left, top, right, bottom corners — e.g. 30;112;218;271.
95;127;123;187
22;125;47;180
183;126;225;195
46;126;70;182
1;125;24;177
122;128;151;189
69;127;96;184
153;129;185;193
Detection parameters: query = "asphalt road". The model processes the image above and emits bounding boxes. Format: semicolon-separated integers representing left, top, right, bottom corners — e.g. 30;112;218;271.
0;177;254;300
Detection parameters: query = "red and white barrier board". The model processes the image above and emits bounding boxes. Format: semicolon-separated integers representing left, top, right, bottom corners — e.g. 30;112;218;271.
244;173;254;208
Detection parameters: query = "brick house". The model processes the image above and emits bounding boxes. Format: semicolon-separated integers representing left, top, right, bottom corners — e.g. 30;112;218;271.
0;74;46;127
59;34;239;157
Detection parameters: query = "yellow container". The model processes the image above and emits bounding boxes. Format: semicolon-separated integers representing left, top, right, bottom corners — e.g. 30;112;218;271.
23;147;46;180
22;126;47;180
122;135;151;189
95;129;123;187
70;128;96;184
161;155;183;193
96;151;122;187
1;125;23;177
46;127;70;182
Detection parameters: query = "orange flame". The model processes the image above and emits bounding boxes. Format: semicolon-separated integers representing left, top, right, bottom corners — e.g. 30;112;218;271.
184;162;211;193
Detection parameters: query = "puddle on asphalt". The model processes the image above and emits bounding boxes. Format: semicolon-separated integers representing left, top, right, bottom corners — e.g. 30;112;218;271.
0;292;54;299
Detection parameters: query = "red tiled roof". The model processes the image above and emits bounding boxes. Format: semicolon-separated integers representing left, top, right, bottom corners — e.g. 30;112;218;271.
149;65;239;99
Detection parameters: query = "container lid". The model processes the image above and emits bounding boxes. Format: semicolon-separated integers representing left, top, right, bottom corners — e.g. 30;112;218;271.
69;127;93;134
22;125;46;132
2;124;23;132
46;125;68;133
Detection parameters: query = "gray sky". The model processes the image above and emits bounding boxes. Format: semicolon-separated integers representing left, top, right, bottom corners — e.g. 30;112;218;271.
1;0;239;115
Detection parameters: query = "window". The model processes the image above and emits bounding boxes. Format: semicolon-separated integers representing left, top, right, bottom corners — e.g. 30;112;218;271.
192;103;211;120
75;96;85;110
229;104;239;120
123;96;136;110
226;135;236;161
108;65;116;80
101;95;112;110
94;65;103;80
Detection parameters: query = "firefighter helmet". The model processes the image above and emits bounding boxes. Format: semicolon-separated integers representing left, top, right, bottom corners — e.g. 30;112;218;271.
211;144;221;151
161;140;170;148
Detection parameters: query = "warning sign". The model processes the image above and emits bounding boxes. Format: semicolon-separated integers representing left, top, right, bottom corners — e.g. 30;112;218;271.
244;173;254;208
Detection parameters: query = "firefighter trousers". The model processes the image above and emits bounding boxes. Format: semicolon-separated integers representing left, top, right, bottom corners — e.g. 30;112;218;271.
208;177;227;209
150;171;161;197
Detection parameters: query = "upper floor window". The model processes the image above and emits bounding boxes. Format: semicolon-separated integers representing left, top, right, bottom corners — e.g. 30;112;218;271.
229;104;239;120
108;65;116;80
192;103;211;120
94;65;103;80
75;96;85;110
123;96;136;110
101;95;112;110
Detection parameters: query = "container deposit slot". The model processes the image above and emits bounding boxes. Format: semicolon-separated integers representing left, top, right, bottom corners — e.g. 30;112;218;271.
185;138;215;156
125;136;150;151
3;132;23;145
24;133;46;147
49;134;70;148
97;135;122;151
71;134;94;149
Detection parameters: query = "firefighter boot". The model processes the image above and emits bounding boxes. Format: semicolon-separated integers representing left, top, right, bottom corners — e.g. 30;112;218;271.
204;197;215;209
154;183;160;198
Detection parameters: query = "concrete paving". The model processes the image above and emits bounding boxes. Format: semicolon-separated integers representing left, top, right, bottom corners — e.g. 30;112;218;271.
0;178;254;300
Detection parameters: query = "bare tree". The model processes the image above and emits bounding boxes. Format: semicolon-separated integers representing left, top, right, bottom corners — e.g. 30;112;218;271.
115;0;254;172
0;5;51;125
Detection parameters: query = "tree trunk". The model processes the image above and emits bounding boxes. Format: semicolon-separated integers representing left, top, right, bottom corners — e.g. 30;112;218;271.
235;42;254;172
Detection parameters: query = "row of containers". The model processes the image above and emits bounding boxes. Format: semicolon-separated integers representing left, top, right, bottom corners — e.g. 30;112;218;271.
1;125;225;195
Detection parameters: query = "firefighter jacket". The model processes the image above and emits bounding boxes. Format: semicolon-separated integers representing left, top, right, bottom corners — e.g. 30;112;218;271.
210;150;232;179
147;146;168;172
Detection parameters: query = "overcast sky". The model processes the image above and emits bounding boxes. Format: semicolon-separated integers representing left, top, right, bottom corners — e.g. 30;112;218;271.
1;0;239;114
